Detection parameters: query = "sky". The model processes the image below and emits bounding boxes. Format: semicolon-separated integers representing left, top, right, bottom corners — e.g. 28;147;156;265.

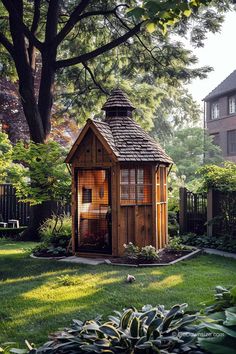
186;11;236;106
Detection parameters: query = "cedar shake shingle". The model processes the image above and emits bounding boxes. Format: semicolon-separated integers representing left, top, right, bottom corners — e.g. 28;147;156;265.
66;89;172;164
95;89;172;164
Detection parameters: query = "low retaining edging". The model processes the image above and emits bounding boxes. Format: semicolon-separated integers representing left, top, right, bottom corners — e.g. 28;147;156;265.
30;254;66;260
105;248;202;267
203;248;236;260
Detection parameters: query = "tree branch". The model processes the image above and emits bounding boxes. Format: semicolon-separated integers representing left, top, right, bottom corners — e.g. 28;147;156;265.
28;0;41;68
55;3;128;46
54;0;90;45
0;32;15;56
2;0;43;51
55;22;143;69
114;13;165;67
82;62;108;94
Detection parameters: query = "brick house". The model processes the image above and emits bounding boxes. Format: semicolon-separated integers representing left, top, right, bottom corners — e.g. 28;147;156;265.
204;69;236;162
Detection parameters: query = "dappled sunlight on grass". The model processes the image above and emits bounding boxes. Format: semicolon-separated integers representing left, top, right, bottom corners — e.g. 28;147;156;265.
0;240;236;346
147;274;183;289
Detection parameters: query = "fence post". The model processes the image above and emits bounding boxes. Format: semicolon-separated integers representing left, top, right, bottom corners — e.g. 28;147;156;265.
207;189;213;237
179;187;187;234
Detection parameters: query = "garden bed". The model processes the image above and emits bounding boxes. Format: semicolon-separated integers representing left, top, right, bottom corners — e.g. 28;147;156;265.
106;247;201;266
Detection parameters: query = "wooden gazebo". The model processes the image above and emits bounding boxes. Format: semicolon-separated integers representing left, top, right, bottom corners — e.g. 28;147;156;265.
65;89;173;256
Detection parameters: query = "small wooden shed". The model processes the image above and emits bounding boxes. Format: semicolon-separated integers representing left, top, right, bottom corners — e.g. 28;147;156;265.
65;89;173;256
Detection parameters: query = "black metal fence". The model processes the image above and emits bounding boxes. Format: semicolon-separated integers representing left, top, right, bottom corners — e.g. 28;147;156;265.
179;187;207;235
209;189;236;238
0;184;30;225
0;184;71;226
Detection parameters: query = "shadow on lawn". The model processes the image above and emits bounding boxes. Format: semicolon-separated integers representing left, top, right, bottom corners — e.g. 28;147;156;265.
0;250;236;345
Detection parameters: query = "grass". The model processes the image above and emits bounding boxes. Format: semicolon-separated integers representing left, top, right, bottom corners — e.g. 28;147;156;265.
0;239;236;347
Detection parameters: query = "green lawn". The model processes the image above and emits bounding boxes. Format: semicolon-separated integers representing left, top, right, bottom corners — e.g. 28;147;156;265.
0;240;236;347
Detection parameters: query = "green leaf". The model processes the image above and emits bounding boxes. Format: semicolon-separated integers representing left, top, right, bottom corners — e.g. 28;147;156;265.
99;325;120;338
198;337;236;354
162;305;181;332
120;309;133;330
224;308;236;326
183;9;192;17
130;317;140;338
201;322;236;338
147;318;162;340
146;22;156;33
127;7;145;20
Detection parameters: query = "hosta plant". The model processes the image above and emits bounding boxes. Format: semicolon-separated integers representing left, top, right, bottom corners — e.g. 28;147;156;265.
34;303;204;354
138;245;159;261
123;242;140;260
201;286;236;315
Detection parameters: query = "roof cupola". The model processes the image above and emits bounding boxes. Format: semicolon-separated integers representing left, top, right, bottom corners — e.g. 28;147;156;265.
102;88;135;119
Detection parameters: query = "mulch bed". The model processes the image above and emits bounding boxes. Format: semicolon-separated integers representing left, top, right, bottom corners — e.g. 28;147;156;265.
108;249;194;265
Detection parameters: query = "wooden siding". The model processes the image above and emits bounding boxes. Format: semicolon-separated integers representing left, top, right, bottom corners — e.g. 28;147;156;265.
118;205;153;255
72;129;113;166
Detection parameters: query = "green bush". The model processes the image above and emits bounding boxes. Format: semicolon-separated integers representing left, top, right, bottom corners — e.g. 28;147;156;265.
123;243;159;262
39;214;71;248
29;303;203;354
32;242;68;257
180;233;236;253
168;211;179;237
138;245;159;261
123;242;140;260
167;236;188;251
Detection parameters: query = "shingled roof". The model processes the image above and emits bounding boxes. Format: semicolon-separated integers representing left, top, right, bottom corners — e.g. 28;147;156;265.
102;88;135;111
66;89;172;164
204;69;236;101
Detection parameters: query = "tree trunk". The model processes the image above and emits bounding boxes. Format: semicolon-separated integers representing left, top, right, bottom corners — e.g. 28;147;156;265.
21;200;58;241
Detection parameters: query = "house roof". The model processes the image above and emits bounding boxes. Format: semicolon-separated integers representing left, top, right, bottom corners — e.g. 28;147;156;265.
204;69;236;101
66;89;172;164
102;88;135;111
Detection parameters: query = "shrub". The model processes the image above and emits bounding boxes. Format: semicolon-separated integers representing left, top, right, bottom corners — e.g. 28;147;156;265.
167;236;188;251
123;243;159;262
39;214;71;248
168;211;179;237
123;242;140;260
180;233;236;253
32;242;68;257
138;245;159;261
30;303;203;354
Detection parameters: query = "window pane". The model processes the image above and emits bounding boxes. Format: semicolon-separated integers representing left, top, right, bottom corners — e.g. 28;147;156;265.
137;169;144;184
130;169;135;184
130;185;136;200
121;185;129;200
229;97;236;114
121;169;129;183
211;102;219;119
228;130;236;155
82;188;92;203
137;185;144;201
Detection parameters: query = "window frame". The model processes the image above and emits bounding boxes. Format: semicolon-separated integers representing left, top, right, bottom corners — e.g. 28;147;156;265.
120;166;152;205
227;129;236;156
211;101;219;120
228;96;236;115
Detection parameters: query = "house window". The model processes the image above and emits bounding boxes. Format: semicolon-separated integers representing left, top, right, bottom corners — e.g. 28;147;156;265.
211;102;219;119
82;188;92;203
229;96;236;114
227;130;236;155
120;167;152;205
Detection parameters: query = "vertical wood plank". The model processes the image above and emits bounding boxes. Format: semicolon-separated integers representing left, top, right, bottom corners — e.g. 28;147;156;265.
152;165;157;248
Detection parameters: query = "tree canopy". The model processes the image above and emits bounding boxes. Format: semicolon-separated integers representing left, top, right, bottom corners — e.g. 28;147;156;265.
0;0;232;143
